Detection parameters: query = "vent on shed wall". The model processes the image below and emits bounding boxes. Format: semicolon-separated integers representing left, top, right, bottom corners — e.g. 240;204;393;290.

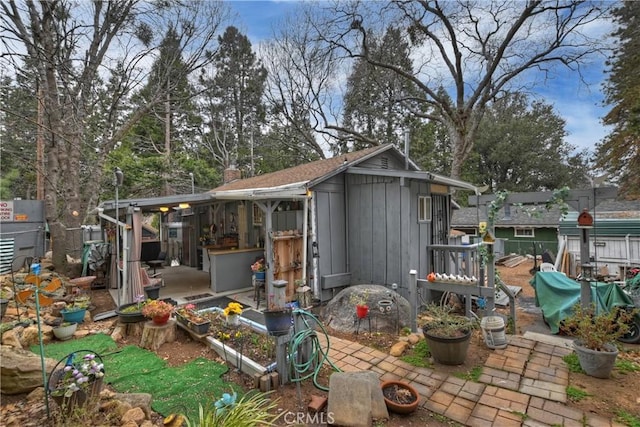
380;157;389;169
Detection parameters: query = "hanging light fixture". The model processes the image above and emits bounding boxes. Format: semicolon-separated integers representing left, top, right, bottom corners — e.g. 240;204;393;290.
178;203;190;209
159;207;169;212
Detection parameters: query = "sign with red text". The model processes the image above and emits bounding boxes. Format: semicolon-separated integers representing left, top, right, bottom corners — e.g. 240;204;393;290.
0;201;14;222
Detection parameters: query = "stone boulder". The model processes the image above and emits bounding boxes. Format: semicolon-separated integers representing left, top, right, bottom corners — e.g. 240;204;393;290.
1;345;57;395
321;285;411;334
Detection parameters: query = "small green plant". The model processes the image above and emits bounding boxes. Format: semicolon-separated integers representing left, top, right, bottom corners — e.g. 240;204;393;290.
566;385;590;402
615;358;640;374
417;303;477;338
615;410;640;427
560;303;637;351
182;390;282;426
562;353;584;373
454;366;483;382
510;411;528;421
400;340;432;368
400;326;411;336
349;289;369;307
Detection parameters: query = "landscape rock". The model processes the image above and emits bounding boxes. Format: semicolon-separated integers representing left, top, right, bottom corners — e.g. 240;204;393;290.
389;341;409;356
0;345;57;394
122;407;146;425
114;392;153;418
322;285;410;334
407;333;422;344
327;372;373;427
2;329;23;349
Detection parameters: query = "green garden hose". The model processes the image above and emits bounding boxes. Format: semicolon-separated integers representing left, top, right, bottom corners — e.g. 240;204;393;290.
288;309;341;391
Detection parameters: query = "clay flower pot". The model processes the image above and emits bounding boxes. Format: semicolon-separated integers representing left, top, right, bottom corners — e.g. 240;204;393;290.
381;380;419;414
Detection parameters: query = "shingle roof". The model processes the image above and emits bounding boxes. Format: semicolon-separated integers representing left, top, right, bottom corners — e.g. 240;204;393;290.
452;205;570;228
211;144;396;193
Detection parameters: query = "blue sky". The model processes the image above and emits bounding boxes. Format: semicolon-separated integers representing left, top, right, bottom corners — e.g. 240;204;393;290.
227;0;612;155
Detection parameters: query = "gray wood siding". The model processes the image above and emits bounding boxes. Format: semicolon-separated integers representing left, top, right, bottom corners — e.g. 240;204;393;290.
566;235;640;276
313;176;348;279
346;174;429;295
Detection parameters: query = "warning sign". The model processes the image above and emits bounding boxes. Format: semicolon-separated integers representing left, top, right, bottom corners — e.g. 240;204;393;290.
0;201;13;222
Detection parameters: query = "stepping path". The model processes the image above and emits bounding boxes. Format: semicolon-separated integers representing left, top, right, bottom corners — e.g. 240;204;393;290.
320;334;622;426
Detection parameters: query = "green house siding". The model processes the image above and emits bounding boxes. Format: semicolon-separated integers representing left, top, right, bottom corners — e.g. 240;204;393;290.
495;227;557;255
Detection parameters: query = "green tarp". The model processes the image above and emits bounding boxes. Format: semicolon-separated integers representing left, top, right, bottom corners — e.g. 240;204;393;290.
529;272;634;334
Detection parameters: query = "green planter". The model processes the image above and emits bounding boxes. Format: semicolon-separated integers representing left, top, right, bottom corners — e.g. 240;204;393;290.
61;308;87;324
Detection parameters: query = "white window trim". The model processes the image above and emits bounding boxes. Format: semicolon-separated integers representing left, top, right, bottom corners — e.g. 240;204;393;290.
514;227;535;238
418;195;432;222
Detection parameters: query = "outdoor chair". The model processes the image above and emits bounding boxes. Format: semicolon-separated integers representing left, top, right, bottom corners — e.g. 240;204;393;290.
539;262;557;272
141;267;163;288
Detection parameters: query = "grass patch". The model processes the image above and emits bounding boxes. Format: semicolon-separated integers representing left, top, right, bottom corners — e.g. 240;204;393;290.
454;366;483;382
563;351;640;375
615;410;640;427
615;358;640;374
566;385;590;402
31;333;231;421
562;353;584;373
400;340;432;368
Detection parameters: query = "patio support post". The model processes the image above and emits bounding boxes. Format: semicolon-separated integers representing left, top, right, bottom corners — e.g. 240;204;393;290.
409;270;417;332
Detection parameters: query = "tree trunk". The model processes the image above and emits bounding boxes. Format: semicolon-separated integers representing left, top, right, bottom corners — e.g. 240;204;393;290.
140;319;177;351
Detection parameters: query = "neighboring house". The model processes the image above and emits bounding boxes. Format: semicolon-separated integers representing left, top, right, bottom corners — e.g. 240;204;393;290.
559;199;640;278
451;205;569;257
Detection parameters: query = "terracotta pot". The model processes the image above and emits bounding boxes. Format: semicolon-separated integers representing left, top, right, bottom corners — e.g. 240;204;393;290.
381;380;420;414
152;313;171;325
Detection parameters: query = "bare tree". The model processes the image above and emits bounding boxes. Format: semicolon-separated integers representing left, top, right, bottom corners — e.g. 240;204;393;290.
0;0;228;270
268;1;610;177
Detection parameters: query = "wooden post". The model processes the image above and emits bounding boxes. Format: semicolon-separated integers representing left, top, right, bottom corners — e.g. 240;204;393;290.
275;332;291;385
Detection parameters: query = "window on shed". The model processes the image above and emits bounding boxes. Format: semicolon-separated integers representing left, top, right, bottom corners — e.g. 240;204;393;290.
418;196;432;222
514;227;534;238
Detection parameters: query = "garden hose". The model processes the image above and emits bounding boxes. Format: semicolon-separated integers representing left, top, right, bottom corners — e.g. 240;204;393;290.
288;309;341;391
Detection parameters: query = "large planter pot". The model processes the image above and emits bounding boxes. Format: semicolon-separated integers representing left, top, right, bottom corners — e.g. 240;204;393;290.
60;308;87;324
574;341;619;379
52;322;78;341
423;329;472;365
264;309;292;336
144;285;161;300
176;313;211;335
381;380;420;414
115;303;146;324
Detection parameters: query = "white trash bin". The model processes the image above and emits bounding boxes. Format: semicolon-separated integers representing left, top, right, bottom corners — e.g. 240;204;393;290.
481;316;507;349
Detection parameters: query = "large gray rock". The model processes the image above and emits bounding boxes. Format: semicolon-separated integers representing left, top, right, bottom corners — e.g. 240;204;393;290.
322;285;410;334
1;345;57;395
327;372;372;427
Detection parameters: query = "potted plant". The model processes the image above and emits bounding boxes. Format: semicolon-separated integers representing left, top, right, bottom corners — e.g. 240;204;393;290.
60;301;89;324
115;294;147;323
350;290;369;319
251;258;266;281
141;299;174;325
560;303;637;378
0;287;13;318
48;352;104;416
380;380;420;414
175;303;211;335
223;301;243;327
417;303;477;365
52;321;78;341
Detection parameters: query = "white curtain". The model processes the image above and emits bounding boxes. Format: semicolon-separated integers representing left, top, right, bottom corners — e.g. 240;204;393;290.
123;209;143;304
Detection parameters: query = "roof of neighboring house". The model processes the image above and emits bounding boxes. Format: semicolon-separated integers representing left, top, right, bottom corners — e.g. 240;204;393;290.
211;145;399;193
452;205;570;228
